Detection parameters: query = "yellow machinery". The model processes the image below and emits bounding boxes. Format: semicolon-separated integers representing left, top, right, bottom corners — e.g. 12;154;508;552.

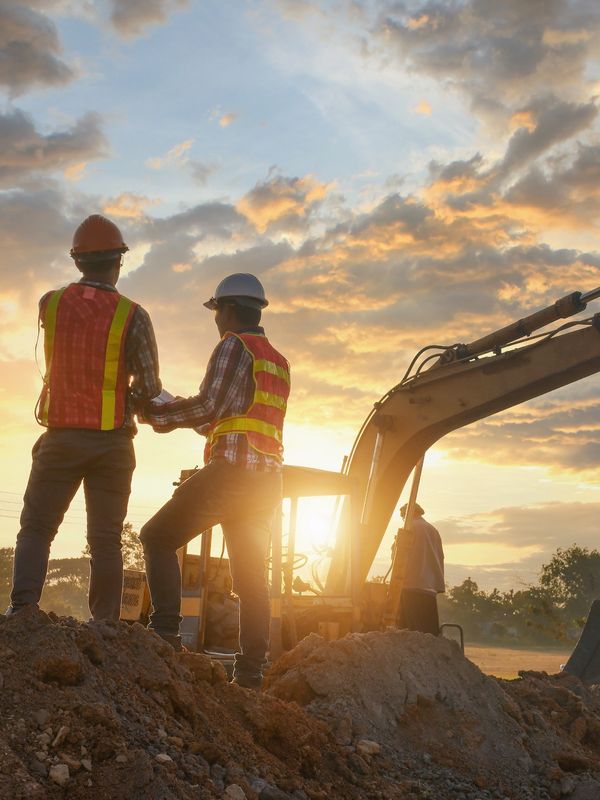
121;287;600;657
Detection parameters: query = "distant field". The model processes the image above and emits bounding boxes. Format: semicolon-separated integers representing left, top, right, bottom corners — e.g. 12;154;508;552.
464;644;572;680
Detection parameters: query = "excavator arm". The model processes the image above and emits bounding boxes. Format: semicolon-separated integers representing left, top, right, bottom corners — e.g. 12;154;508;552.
325;311;600;596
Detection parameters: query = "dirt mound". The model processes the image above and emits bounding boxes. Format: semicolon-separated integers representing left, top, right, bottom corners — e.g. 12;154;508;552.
2;611;600;800
0;609;397;800
266;630;600;799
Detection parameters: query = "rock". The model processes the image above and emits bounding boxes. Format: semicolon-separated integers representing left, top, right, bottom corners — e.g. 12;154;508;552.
225;785;246;800
115;754;128;763
81;758;92;772
60;753;81;770
155;753;174;765
36;733;51;748
355;739;380;757
33;709;50;728
166;735;184;748
49;764;70;786
29;759;47;778
554;752;590;772
52;725;69;748
347;753;370;775
560;776;576;795
34;751;47;763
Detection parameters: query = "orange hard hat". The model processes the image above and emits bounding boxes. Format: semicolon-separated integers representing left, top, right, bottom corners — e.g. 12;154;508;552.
70;214;129;261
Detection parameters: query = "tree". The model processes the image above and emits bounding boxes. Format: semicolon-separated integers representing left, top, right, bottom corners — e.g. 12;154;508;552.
539;544;600;627
82;521;144;569
41;558;90;618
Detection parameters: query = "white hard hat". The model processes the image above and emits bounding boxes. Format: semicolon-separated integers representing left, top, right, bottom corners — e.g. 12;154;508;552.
203;273;268;310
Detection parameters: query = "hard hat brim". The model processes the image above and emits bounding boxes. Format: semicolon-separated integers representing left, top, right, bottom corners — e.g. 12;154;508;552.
203;296;268;310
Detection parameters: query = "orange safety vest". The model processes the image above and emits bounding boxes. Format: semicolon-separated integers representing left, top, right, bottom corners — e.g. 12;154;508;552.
204;332;290;464
36;283;137;430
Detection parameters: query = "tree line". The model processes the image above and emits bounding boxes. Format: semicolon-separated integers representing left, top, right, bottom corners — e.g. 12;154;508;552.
1;533;599;647
439;544;600;646
0;523;144;620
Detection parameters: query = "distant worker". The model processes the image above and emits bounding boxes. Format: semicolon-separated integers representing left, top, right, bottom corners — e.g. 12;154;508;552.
140;273;290;690
6;215;161;621
396;503;445;635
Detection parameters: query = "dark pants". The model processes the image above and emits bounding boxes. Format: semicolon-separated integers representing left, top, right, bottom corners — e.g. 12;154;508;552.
397;589;440;635
140;460;281;680
11;429;135;621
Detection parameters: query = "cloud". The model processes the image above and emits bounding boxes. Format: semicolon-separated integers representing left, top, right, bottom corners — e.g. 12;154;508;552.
103;193;160;220
370;0;600;122
0;187;73;294
219;112;238;128
237;174;333;234
108;0;188;38
499;96;598;175
413;99;432;115
0;109;107;187
145;138;193;170
0;2;75;96
188;160;217;185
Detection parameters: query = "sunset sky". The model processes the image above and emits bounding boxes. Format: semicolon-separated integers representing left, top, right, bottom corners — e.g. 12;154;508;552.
2;0;600;592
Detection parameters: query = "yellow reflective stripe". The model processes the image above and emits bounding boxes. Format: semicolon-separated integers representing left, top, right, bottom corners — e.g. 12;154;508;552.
43;289;66;376
254;390;287;410
100;297;133;430
40;389;51;425
254;359;290;385
39;289;66;424
212;416;283;442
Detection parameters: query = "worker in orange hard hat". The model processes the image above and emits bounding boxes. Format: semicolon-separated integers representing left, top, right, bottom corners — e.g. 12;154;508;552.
139;273;290;689
6;214;162;622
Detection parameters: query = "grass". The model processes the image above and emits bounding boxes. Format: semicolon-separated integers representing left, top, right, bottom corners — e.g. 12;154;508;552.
464;643;572;680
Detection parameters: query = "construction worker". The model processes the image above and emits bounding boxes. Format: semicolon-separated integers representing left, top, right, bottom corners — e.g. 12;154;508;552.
6;214;161;621
396;503;445;635
139;273;290;690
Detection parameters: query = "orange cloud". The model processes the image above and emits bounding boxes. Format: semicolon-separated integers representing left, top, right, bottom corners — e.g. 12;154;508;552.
413;99;432;115
219;112;238;127
237;175;332;233
103;193;159;219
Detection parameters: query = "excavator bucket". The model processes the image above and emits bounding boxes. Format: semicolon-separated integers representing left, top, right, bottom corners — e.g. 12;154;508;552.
563;599;600;683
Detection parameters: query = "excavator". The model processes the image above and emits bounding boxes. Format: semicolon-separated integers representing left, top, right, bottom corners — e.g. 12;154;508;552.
121;286;600;676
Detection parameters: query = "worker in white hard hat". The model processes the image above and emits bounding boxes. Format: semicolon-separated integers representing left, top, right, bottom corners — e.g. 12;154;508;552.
7;215;162;622
139;273;290;689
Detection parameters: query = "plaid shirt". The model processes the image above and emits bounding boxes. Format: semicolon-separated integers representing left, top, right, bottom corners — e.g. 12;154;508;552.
144;327;284;471
40;280;162;435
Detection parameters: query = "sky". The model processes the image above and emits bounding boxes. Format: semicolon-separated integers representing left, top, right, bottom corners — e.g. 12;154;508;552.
1;0;600;592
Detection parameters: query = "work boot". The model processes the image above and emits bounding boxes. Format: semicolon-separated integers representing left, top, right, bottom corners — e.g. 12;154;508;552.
4;604;36;617
230;674;263;691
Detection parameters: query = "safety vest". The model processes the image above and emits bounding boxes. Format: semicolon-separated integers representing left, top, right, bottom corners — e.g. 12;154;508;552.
36;283;137;430
204;332;290;463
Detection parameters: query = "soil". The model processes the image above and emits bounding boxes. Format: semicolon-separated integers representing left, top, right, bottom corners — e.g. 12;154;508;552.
1;610;600;800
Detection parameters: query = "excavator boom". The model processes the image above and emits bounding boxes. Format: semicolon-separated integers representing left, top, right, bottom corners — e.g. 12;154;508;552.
326;316;600;594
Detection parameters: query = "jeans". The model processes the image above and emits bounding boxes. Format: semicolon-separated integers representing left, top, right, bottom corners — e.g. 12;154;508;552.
397;589;440;635
11;429;135;621
140;459;281;679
